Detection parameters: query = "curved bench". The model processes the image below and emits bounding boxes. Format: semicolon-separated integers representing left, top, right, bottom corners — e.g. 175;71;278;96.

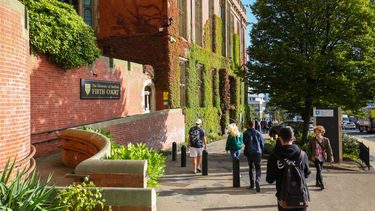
60;128;147;188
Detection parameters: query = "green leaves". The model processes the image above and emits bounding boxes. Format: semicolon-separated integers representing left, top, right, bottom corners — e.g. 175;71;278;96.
0;159;58;210
107;142;166;188
248;0;375;141
20;0;100;69
55;178;105;211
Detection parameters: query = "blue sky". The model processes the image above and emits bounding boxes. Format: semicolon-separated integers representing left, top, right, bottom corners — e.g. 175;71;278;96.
241;0;256;48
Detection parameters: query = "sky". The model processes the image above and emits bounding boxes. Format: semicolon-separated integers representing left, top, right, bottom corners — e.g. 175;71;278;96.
240;0;256;48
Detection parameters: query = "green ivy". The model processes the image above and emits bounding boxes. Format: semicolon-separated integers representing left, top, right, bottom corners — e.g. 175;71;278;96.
20;0;100;69
233;33;240;67
214;16;222;56
55;177;105;211
183;107;221;141
107;142;166;188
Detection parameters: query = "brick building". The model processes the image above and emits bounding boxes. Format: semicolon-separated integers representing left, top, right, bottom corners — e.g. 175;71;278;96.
0;0;247;174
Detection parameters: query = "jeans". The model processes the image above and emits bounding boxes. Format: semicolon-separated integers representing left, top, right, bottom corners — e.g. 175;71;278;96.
247;156;261;186
314;159;324;186
278;203;307;211
230;150;240;159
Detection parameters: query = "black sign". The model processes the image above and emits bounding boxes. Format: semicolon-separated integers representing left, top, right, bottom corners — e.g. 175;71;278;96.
80;79;121;99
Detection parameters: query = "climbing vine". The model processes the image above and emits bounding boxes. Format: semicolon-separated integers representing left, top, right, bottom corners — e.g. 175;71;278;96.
169;14;245;136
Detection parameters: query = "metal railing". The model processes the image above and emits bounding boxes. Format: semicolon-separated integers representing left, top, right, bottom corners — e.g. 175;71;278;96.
358;141;370;170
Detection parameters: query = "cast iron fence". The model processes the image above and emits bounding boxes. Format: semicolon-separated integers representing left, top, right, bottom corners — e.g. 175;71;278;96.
358;141;370;170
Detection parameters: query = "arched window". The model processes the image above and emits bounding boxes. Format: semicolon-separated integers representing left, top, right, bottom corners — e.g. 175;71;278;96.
144;86;152;112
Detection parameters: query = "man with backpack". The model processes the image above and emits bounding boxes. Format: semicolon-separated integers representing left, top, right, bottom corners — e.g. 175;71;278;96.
188;119;207;174
266;126;311;211
243;120;264;192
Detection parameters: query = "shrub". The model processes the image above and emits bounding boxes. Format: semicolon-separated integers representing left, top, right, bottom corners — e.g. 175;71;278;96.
55;177;105;211
342;133;360;161
207;132;223;144
184;107;221;141
107;142;166;188
263;140;276;154
0;159;57;210
78;126;114;141
20;0;100;69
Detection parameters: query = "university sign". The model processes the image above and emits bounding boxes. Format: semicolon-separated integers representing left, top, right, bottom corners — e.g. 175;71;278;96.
80;79;121;99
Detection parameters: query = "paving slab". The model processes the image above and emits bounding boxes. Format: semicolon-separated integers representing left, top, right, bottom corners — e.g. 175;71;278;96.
156;135;375;211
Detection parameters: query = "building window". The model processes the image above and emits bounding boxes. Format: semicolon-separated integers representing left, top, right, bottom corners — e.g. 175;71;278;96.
180;59;187;107
195;0;202;46
178;0;187;38
83;0;93;26
144;86;152;112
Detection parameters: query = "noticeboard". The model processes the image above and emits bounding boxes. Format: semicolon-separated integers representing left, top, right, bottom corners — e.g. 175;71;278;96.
80;79;121;99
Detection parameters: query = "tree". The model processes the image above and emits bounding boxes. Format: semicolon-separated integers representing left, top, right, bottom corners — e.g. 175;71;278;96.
247;0;375;143
264;104;287;122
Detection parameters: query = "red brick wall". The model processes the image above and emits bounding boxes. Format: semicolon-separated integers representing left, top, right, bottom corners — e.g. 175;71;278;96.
0;2;30;169
103;109;185;150
30;55;152;157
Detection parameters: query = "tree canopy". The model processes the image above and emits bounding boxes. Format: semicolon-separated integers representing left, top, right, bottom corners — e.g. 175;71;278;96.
247;0;375;142
20;0;100;69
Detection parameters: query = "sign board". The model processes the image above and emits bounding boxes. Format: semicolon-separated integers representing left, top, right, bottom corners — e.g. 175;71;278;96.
163;101;168;106
163;92;169;100
371;109;375;118
80;79;121;99
314;109;334;117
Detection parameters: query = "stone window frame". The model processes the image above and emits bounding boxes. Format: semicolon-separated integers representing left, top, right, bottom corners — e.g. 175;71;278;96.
58;0;97;32
142;79;156;113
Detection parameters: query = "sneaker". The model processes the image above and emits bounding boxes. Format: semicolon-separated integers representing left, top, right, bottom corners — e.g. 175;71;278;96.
193;170;198;174
197;168;202;173
255;181;260;192
320;183;325;190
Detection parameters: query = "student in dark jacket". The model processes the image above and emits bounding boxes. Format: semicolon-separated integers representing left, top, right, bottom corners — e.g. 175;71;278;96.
243;120;264;192
266;126;311;211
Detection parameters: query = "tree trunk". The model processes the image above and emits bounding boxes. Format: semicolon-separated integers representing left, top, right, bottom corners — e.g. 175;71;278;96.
301;100;312;145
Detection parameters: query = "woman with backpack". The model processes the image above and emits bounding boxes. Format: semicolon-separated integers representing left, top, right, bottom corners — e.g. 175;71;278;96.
308;125;334;190
225;123;243;159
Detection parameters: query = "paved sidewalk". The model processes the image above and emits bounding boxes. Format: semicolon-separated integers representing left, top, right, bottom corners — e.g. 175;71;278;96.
156;136;375;211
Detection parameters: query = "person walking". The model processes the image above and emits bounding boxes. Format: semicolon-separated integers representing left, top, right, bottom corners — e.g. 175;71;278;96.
266;126;310;211
308;125;334;190
243;120;264;192
225;123;243;159
188;119;207;174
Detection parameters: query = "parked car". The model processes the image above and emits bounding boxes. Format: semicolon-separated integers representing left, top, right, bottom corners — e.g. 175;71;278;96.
343;122;356;130
309;123;314;131
268;121;304;138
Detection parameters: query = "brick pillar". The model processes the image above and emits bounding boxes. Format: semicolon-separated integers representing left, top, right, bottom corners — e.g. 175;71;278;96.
0;1;31;172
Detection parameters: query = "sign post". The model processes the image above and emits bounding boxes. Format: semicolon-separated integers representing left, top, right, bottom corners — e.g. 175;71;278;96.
313;107;342;162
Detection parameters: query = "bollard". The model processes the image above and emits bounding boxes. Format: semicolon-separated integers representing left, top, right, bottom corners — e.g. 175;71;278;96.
202;150;208;175
181;145;186;167
233;158;240;187
172;142;177;161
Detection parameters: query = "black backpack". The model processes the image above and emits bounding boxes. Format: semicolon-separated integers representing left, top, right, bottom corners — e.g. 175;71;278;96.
189;127;202;147
245;130;261;156
278;151;309;209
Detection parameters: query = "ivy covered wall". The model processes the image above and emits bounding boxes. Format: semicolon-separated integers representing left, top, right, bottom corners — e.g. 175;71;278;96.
168;13;248;140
